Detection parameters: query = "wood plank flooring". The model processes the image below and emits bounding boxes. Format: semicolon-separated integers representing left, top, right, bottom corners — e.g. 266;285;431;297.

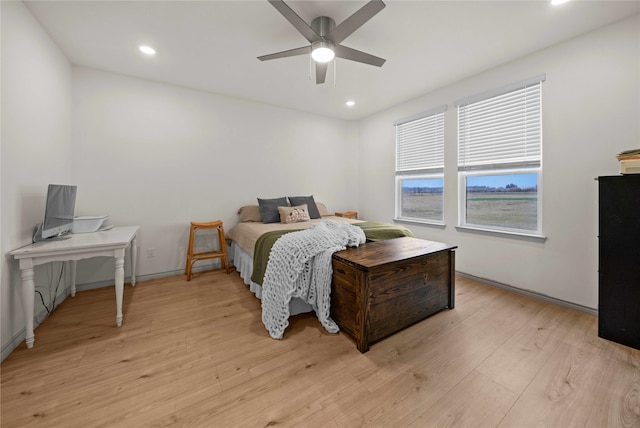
2;271;639;427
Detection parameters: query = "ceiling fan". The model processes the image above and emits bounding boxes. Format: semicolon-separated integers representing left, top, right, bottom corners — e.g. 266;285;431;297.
258;0;386;84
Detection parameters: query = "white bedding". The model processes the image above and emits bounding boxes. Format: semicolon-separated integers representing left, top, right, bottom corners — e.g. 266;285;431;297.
227;215;363;316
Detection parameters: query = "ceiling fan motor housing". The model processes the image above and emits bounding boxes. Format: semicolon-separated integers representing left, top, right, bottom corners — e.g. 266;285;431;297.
311;16;335;37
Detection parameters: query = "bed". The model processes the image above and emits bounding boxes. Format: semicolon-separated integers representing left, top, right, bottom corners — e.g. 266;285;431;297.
226;201;406;315
226;199;455;351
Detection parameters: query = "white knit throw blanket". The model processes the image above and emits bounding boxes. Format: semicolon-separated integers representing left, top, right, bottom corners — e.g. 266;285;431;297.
261;219;366;339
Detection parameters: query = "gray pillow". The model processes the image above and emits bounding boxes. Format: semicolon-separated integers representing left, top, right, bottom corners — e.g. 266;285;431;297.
288;195;321;219
257;197;288;224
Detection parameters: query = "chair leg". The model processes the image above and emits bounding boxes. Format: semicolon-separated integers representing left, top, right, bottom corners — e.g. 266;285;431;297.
217;224;230;274
186;224;196;281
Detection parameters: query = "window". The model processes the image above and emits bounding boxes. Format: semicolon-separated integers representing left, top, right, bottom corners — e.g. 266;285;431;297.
457;75;545;235
395;106;446;223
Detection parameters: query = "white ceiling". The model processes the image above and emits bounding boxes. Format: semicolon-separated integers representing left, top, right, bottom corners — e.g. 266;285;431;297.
25;0;640;121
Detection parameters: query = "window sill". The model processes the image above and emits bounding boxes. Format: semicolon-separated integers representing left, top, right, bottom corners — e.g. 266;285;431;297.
455;225;547;242
394;218;446;229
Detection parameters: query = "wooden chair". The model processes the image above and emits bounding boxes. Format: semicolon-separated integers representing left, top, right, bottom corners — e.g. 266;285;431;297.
185;220;229;281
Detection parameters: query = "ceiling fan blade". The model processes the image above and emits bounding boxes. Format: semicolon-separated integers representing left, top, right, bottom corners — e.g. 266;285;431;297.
326;0;385;45
258;46;311;61
334;45;386;67
315;61;328;84
268;0;320;43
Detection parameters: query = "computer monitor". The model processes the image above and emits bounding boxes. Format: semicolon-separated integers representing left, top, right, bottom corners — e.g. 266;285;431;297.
34;184;77;241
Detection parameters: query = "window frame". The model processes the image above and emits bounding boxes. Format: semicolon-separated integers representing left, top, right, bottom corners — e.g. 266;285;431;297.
394;105;447;225
456;75;545;238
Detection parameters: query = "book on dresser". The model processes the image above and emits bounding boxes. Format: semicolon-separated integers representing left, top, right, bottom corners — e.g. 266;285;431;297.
617;148;640;174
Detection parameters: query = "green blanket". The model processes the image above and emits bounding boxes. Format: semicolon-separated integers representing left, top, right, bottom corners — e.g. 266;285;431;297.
250;221;414;285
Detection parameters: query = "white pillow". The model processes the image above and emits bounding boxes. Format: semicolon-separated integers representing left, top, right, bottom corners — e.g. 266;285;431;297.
278;204;310;224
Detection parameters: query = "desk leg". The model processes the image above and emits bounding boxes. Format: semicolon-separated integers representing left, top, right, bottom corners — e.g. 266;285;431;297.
69;260;77;297
114;249;125;327
131;236;137;287
20;265;36;349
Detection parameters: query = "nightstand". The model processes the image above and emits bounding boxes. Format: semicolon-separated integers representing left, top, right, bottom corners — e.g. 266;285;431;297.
335;211;358;219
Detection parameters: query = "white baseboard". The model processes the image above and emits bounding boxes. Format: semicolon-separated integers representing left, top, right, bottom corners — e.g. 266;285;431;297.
457;271;598;316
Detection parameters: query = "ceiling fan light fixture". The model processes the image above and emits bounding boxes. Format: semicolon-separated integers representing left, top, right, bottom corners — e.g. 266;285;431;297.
311;41;335;63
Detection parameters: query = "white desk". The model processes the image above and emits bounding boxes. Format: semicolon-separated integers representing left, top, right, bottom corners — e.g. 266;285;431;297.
10;226;139;348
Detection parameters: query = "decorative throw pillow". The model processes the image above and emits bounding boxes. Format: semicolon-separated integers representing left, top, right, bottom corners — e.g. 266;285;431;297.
287;195;321;219
278;204;310;224
257;197;288;224
237;205;263;222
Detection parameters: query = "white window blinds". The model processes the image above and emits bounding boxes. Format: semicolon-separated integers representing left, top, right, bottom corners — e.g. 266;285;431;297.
457;75;545;170
395;106;446;174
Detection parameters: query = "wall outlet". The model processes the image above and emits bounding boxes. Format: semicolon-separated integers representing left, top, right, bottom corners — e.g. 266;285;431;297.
147;247;155;258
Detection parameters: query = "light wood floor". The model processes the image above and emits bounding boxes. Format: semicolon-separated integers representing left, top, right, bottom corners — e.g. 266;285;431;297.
2;270;639;427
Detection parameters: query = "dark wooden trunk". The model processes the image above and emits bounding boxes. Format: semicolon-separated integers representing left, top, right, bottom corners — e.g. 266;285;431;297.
331;237;456;352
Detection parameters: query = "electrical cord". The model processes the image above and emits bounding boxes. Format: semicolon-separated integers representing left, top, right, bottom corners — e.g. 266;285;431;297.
35;261;65;316
35;290;51;314
51;262;64;311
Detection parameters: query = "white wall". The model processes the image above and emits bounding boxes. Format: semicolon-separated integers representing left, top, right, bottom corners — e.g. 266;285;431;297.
1;1;73;354
357;15;640;310
70;67;359;284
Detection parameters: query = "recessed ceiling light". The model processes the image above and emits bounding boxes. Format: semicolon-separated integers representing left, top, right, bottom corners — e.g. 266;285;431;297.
551;0;569;5
139;45;156;56
346;100;356;107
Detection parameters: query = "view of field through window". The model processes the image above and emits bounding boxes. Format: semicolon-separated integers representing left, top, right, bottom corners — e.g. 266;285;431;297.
400;178;443;221
465;173;538;230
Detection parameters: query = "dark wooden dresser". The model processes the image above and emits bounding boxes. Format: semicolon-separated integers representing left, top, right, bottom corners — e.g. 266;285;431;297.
598;174;640;350
331;237;456;352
